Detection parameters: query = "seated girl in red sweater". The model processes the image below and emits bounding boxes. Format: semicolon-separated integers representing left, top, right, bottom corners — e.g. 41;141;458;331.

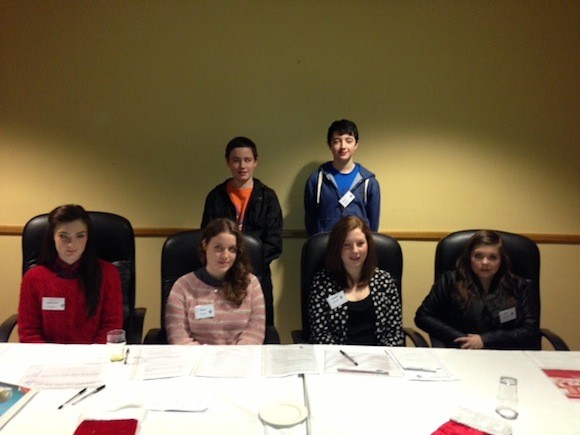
18;205;123;344
165;218;266;345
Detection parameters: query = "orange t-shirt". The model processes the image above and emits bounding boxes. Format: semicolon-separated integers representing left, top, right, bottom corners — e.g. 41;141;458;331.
227;181;253;230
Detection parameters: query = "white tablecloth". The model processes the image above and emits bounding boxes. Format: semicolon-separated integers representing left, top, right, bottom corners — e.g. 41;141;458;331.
1;344;579;435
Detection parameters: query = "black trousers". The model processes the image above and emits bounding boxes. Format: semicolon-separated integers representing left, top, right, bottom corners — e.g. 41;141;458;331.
261;265;275;326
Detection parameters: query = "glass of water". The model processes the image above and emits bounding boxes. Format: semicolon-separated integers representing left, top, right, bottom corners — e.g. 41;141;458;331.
106;329;126;362
495;376;518;420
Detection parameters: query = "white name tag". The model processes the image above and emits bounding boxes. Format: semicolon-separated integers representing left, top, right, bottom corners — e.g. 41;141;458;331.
499;307;517;323
195;304;215;319
327;291;348;310
339;191;355;208
42;297;65;311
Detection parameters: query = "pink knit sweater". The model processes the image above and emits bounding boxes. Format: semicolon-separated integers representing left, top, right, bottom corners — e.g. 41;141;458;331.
165;272;265;345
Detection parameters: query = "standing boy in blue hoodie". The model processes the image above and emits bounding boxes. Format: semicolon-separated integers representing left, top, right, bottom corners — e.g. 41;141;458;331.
304;119;380;237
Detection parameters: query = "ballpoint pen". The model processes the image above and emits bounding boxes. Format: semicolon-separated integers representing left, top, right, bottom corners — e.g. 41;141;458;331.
71;385;106;406
337;368;389;375
124;348;130;365
403;367;438;373
58;387;87;409
339;350;358;366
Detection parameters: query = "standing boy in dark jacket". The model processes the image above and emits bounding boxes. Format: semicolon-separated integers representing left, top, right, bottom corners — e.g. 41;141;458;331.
201;137;283;326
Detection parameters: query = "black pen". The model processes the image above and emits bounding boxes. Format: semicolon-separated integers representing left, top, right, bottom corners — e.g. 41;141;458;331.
58;387;87;409
124;348;130;365
339;350;358;366
71;385;106;406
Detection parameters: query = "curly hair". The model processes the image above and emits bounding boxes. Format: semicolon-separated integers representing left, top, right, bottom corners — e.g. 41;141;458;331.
198;218;252;306
455;230;518;308
325;215;377;289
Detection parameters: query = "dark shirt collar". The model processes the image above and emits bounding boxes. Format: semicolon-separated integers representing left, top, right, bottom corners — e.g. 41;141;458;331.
51;257;81;279
195;267;225;288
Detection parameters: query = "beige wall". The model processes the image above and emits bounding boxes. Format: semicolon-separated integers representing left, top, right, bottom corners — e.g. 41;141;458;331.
1;2;579;348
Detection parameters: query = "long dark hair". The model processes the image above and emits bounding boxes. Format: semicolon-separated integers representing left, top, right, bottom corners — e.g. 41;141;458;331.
325;215;377;289
455;230;517;307
198;218;252;306
39;205;102;317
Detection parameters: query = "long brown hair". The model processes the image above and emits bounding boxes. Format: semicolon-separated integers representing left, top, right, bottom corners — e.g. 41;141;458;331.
325;215;377;289
455;230;517;307
39;204;102;317
198;218;252;306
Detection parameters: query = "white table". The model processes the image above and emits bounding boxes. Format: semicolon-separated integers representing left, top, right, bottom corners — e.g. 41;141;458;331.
1;344;579;435
305;347;580;435
0;344;306;435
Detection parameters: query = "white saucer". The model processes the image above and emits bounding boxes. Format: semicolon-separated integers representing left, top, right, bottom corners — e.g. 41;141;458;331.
259;402;308;427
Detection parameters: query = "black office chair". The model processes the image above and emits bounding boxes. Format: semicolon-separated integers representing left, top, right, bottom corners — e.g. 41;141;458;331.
0;212;146;344
427;229;569;350
291;232;429;347
144;230;280;344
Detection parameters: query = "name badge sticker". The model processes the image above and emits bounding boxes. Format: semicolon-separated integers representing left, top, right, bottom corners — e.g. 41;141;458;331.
499;307;517;323
42;297;65;311
195;304;216;319
327;291;348;310
339;191;355;208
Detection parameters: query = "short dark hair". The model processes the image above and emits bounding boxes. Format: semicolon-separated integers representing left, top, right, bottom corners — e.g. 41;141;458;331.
40;204;102;317
325;215;377;289
225;136;258;160
327;119;359;145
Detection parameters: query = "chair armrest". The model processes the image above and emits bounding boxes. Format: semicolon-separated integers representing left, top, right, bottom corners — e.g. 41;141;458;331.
264;325;281;344
144;327;167;344
403;327;430;347
0;314;18;342
291;329;308;344
541;328;570;351
125;307;146;344
428;335;447;348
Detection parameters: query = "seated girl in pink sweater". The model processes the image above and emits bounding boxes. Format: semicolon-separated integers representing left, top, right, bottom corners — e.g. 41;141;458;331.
165;218;265;345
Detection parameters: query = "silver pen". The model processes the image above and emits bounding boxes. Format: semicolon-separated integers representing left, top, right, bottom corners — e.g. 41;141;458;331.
338;368;389;375
404;367;437;373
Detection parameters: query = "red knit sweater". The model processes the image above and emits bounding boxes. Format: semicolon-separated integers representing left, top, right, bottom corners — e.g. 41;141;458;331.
18;260;123;344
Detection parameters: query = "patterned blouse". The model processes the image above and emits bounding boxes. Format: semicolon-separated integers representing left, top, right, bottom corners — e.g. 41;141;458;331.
308;268;404;346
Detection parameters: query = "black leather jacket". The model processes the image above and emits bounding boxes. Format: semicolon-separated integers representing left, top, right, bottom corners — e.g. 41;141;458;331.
201;178;283;265
415;271;541;350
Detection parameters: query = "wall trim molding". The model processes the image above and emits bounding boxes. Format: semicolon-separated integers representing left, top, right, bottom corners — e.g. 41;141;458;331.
1;225;579;244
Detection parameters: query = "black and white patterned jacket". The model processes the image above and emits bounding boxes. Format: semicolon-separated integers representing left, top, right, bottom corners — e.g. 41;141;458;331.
308;268;404;346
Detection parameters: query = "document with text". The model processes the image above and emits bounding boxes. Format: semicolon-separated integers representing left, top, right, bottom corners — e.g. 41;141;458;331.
262;345;319;377
388;348;458;381
19;364;104;389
